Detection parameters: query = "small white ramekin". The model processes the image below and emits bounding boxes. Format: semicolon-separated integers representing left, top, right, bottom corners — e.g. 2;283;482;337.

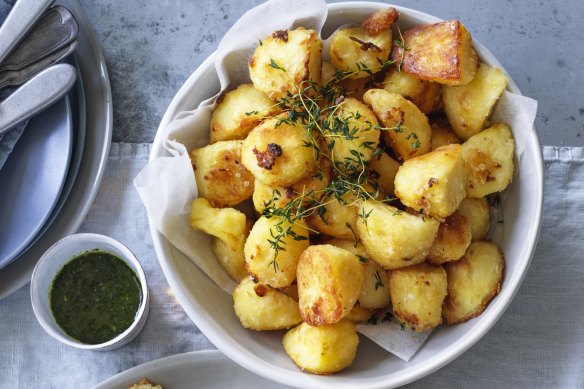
30;233;149;351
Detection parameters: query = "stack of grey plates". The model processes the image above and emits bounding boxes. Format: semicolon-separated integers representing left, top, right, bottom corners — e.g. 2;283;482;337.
0;0;112;299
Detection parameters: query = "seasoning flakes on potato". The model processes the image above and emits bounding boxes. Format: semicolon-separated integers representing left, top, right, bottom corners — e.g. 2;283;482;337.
297;245;365;326
283;320;359;374
443;241;505;324
234;277;302;330
391;20;478;86
462;123;515;198
389;263;447;332
363;89;432;161
242;116;318;187
329;8;398;79
249;28;322;101
191;140;254;208
394;144;466;218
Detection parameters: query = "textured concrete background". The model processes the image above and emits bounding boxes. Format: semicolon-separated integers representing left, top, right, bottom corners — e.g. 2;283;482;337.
78;0;584;146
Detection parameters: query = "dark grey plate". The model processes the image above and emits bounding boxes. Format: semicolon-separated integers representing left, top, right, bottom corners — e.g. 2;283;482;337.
0;0;112;298
0;96;73;269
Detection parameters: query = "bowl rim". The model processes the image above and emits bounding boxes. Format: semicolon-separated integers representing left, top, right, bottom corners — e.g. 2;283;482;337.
149;2;544;387
30;232;149;351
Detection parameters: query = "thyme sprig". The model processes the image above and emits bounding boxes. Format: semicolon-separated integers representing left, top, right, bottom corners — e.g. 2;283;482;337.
261;60;406;272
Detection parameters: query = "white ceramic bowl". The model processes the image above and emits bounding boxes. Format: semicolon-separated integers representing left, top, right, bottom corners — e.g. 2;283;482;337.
149;3;544;388
30;233;149;351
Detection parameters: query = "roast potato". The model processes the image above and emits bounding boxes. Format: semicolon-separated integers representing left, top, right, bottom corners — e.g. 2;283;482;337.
210;84;280;143
443;241;505;324
306;193;359;240
442;63;509;140
211;219;252;282
427;211;472;264
462;123;515;198
189;198;247;251
191;140;254;208
382;67;441;114
391;20;478;86
355;200;439;269
282;320;359;374
388;263;447;332
394;144;466;218
244;216;309;288
367;151;400;196
242;116;317;187
233;277;302;330
431;121;461;150
297;245;365;326
457;197;490;241
249;28;322;100
363;89;432;161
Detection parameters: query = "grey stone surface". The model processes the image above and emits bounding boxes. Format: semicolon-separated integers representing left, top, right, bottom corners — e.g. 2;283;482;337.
79;0;583;145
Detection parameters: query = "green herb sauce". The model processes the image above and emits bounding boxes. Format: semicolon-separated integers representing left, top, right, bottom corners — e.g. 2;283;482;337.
49;250;142;344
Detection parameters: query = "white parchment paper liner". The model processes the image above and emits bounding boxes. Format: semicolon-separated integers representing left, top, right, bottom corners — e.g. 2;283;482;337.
135;0;538;361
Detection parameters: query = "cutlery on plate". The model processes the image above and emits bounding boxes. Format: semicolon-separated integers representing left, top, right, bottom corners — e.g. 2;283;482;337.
0;63;76;135
0;6;77;73
0;0;55;65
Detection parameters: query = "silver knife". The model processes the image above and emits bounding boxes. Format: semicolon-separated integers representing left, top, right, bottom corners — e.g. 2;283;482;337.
0;0;55;65
0;63;76;134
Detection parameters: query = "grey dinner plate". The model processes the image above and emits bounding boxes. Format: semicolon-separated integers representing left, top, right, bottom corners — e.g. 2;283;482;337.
0;95;73;269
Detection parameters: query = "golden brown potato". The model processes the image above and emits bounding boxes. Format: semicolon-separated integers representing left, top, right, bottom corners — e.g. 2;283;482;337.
233;277;302;330
252;169;328;214
367;152;400;196
362;7;400;36
321;61;337;85
297;245;365;326
427;211;472;264
344;304;374;323
431;121;461;150
391;20;478;86
462;123;515;198
329;25;392;79
282;320;359;374
394;144;466;218
190;198;247;251
457;197;490;241
363;89;432;161
359;259;390;309
244;216;309;288
442;63;509;140
191;141;254;208
382;67;441;114
389;263;447;332
355;200;439;269
242;116;317;187
338;76;374;101
306;193;359;240
249;28;322;100
327;239;390;309
327;97;380;166
212;238;247;281
210;84;279;143
443;241;504;324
